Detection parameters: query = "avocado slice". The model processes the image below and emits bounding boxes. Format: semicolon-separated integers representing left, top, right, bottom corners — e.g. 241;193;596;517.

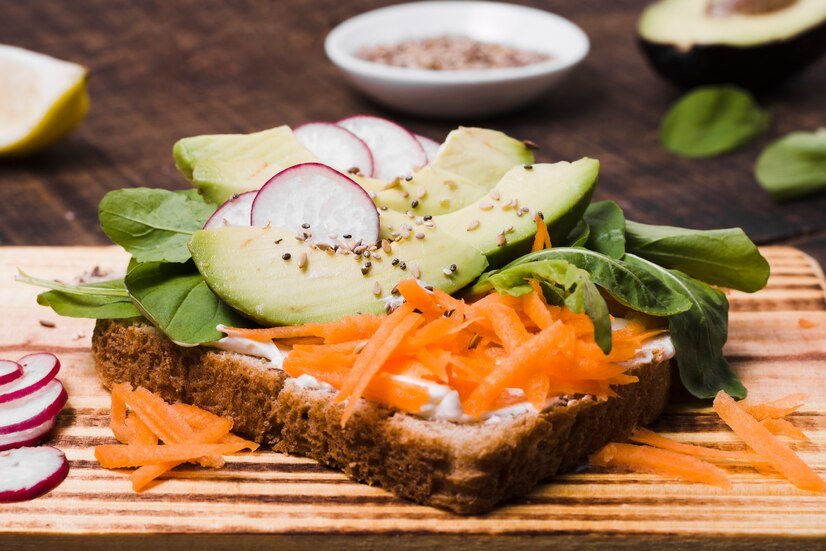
375;127;534;215
638;0;826;91
435;159;598;268
189;224;488;325
173;126;317;182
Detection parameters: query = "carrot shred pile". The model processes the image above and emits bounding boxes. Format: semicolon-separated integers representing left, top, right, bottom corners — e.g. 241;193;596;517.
95;383;259;491
531;213;552;252
226;279;657;426
591;391;824;493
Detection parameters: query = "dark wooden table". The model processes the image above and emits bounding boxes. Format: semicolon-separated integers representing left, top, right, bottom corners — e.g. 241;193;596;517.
1;0;825;264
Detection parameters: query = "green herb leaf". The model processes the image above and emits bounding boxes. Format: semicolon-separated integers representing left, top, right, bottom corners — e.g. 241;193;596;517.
124;261;251;344
624;254;746;399
755;129;826;202
474;247;691;317
562;218;590;248
17;273;142;319
660;86;771;158
625;220;770;293
583;200;626;259
487;259;612;354
99;188;216;263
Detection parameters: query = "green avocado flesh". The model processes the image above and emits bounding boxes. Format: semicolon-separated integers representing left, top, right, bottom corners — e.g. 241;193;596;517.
435;159;598;268
189;225;488;326
374;127;534;215
173;125;317;182
639;0;826;47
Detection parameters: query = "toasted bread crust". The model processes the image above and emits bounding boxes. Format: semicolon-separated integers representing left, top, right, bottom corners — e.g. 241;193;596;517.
92;318;671;514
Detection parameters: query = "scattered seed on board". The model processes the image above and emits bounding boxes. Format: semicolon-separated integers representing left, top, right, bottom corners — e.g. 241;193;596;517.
466;219;480;231
298;252;308;269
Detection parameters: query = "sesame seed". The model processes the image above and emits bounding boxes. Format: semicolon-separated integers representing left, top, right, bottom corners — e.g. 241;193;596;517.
442;267;453;276
450;263;457;272
445;309;456;318
424;285;434;291
348;167;361;175
466;219;480;231
424;220;434;227
328;234;337;240
423;215;433;221
497;234;507;247
282;253;291;260
505;225;514;233
406;210;414;218
301;223;310;229
415;232;425;239
343;234;352;239
538;211;545;220
373;282;382;296
392;258;400;266
369;191;377;199
382;240;392;254
416;186;426;199
411;265;421;279
274;238;283;244
522;139;539;150
523;164;533;170
414;217;423;226
399;261;407;270
490;190;501;201
391;285;400;295
411;200;419;208
468;333;481;349
363;250;371;258
298;252;308;269
361;264;371;275
405;175;413;181
379;205;388;211
401;191;410;198
479;202;493;211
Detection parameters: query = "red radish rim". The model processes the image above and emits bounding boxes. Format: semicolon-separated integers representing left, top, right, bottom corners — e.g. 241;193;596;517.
250;162;380;245
0;360;22;386
336;115;426;179
0;380;67;435
0;352;61;404
0;446;69;503
203;190;257;229
294;122;376;178
0;416;57;452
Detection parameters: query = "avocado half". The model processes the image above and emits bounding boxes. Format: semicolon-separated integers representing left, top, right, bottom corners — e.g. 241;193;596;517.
638;0;826;91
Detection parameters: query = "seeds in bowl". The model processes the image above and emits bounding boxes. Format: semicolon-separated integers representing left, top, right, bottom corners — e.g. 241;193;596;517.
356;35;552;71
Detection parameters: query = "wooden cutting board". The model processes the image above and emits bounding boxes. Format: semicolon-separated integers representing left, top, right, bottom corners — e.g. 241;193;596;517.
1;246;824;550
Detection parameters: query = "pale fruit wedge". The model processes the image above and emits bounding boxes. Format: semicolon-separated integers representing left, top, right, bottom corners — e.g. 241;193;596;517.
0;45;89;156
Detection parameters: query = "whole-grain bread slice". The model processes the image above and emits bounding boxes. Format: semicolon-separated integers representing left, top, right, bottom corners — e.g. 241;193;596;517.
92;318;672;514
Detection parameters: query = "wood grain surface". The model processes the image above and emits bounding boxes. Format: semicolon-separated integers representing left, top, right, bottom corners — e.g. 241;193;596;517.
0;1;825;265
0;245;823;550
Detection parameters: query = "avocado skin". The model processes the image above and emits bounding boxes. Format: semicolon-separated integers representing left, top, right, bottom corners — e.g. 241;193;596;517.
638;19;826;92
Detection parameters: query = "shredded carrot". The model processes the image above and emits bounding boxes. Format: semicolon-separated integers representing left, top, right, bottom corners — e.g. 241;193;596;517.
713;391;825;493
629;428;761;462
590;443;732;489
531;214;552;252
798;318;819;329
220;314;383;344
126;414;158;446
110;382;132;444
760;418;810;442
739;393;808;421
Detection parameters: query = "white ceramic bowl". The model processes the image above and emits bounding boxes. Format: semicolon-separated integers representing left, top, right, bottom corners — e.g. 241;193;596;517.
325;1;590;119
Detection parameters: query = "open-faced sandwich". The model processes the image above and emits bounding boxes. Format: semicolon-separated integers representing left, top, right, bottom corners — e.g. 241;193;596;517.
22;116;775;513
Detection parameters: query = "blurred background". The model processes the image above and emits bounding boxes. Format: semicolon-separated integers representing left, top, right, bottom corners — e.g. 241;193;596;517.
1;0;824;265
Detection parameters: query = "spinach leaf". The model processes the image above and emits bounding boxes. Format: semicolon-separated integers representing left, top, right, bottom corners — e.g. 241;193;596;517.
624;254;746;399
755;129;826;202
472;247;691;317
625;220;769;292
660;86;771;158
487;259;612;354
124;261;251;344
17;271;141;319
583;200;626;259
99;188;215;263
562;218;590;248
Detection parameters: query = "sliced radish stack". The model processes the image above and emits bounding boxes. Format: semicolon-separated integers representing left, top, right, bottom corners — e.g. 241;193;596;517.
0;360;22;385
251;163;380;246
203;191;256;229
0;417;57;452
0;380;67;435
337;115;426;181
0;352;60;404
0;446;69;502
294;123;375;177
415;134;441;163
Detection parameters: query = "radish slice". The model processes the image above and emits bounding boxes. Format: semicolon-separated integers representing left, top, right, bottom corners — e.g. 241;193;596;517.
0;352;60;404
203;191;256;229
415;134;441;163
0;380;67;435
0;416;57;452
0;360;22;386
294;123;375;177
337;115;426;180
251;163;379;246
0;446;69;502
